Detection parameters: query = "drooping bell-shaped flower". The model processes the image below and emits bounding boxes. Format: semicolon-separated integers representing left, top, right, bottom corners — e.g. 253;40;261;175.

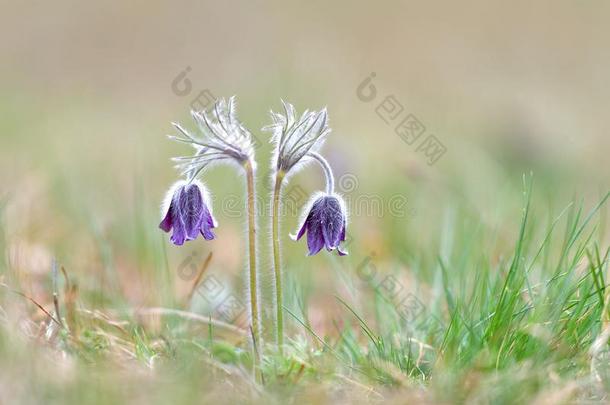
292;192;348;256
159;180;217;245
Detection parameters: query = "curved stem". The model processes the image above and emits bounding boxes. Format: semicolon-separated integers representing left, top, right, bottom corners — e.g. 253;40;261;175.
244;160;261;364
307;152;334;194
272;170;285;354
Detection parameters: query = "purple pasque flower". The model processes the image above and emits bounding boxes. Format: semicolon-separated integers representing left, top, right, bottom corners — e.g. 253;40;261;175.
159;179;217;245
292;192;348;256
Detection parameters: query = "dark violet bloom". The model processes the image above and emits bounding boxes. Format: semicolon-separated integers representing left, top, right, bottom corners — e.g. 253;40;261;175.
159;180;217;245
292;193;348;256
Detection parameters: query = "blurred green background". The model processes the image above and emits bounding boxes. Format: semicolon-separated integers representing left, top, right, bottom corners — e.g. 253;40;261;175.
1;0;609;377
2;0;609;311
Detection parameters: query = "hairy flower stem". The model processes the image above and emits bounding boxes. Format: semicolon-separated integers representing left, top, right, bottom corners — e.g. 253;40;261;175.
271;169;286;354
308;152;335;194
244;160;261;361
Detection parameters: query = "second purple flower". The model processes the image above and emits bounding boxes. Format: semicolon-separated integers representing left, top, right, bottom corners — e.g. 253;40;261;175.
292;192;348;256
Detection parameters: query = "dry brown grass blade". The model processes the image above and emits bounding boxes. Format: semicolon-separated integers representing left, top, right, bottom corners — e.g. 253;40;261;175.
131;307;247;336
77;308;129;335
185;251;213;306
0;282;63;328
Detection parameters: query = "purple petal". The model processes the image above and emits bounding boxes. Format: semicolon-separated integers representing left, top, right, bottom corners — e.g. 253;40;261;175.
295;218;309;241
205;209;216;228
159;201;174;232
306;225;324;256
336;245;348;256
201;228;215;240
169;187;187;245
335;222;348;255
320;198;343;249
321;221;339;249
200;206;216;240
170;216;187;245
180;184;204;240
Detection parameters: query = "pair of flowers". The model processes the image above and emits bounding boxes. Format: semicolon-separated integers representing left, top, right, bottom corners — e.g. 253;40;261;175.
159;97;348;256
158;97;348;357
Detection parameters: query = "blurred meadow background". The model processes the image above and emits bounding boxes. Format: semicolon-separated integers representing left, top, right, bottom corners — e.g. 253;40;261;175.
1;1;610;403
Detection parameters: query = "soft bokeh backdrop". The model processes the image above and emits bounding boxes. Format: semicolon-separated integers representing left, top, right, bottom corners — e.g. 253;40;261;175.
1;1;609;403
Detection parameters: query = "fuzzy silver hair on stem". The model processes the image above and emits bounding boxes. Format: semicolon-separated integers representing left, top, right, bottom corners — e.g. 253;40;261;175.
160;96;261;375
264;100;346;355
